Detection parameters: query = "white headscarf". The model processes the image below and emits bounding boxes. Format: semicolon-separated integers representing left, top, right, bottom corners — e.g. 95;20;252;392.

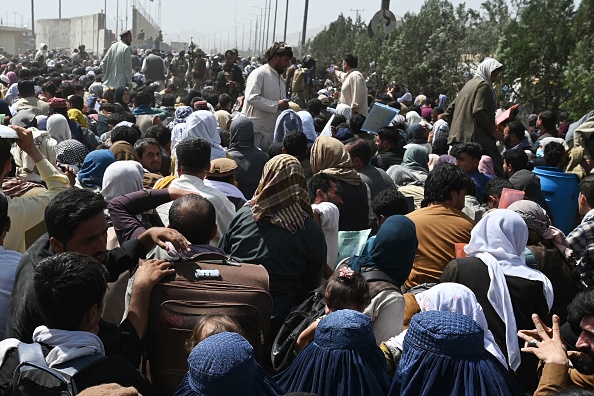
387;283;508;368
464;209;554;371
475;57;503;85
46;114;71;143
100;161;144;202
405;111;421;126
186;110;226;160
297;111;318;142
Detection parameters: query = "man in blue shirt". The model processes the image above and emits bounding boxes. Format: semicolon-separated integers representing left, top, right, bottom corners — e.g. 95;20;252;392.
451;142;493;203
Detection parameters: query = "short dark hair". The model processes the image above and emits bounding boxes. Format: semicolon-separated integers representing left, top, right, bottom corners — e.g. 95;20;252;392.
0;191;8;231
68;95;84;111
544;142;566;167
325;269;370;312
450;142;483;160
134;89;154;107
343;54;358;69
346;138;372;164
350;114;366;133
506;120;525;140
377;126;404;148
111;125;141;145
169;194;216;245
106;112;127;127
34;253;108;331
432;107;444;117
579;175;594;208
176;137;211;173
567;290;594;331
502;149;529;171
482;177;514;204
17;80;35;96
283;132;308;157
134;138;162;158
161;93;175;107
424;164;471;203
145;125;172;148
372;188;409;217
307;173;338;203
539;110;556;131
45;189;107;246
218;94;233;109
307;99;322;115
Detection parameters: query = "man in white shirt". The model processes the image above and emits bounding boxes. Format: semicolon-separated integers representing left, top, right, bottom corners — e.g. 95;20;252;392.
156;138;235;246
242;42;293;151
333;54;369;117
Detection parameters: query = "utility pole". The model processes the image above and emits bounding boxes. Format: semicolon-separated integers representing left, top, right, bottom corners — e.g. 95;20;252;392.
31;0;35;37
59;0;62;19
265;0;271;45
351;8;364;22
272;0;278;42
283;0;288;42
301;0;309;46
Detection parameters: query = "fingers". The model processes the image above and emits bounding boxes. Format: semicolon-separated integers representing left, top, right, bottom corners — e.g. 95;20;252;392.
531;314;551;341
552;314;561;340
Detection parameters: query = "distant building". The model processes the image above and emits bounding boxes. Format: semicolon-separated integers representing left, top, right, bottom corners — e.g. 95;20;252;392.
0;26;34;56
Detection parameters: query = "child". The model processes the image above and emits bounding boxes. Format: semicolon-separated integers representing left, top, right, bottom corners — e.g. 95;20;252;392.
295;267;370;352
185;314;242;352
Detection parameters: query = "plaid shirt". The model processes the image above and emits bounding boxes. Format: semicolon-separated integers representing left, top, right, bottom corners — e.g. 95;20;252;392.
567;209;594;290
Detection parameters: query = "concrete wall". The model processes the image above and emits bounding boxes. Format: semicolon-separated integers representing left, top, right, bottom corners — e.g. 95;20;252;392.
132;7;159;43
0;27;34;56
36;13;112;55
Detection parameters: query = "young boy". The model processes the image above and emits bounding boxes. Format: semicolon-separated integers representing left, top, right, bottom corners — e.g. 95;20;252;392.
567;175;594;290
451;142;493;203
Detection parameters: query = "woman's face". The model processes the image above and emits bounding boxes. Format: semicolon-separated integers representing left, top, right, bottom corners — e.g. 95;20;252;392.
122;90;131;104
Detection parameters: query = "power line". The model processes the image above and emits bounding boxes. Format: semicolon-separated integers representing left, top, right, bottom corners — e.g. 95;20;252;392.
351;8;364;21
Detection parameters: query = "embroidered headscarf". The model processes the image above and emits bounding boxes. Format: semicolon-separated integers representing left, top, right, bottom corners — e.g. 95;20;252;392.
310;135;361;186
250;154;312;234
464;209;554;370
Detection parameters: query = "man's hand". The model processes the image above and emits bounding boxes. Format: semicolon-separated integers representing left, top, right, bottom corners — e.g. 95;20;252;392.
518;314;568;366
11;125;45;163
133;259;175;290
278;100;289;111
137;227;190;253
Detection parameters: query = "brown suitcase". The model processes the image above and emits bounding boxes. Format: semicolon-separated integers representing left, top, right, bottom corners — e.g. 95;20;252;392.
144;252;272;396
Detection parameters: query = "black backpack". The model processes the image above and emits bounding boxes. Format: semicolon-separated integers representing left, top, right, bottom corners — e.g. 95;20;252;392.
270;267;400;372
12;342;107;396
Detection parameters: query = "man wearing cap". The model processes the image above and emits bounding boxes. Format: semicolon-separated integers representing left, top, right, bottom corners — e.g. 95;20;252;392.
11;80;49;117
242;42;293;151
204;158;247;211
100;30;133;89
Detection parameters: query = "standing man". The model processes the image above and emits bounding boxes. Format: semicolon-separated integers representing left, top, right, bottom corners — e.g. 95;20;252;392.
445;57;504;176
155;30;163;52
168;51;189;92
101;30;133;89
141;49;167;91
213;49;245;103
333;54;369;116
242;42;292;150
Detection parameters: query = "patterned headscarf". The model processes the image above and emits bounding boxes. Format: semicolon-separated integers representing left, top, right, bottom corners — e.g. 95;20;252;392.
167;106;193;130
56;139;89;167
310;135;361;186
250;154;312;234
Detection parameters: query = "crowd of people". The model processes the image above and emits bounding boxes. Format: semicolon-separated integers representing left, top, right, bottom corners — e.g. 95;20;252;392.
1;29;594;395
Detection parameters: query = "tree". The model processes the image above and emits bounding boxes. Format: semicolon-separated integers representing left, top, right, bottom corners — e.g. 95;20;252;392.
497;0;575;112
562;0;594;119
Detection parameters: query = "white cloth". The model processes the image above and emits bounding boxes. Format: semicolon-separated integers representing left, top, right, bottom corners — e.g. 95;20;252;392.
297;111;318;142
312;202;339;270
386;283;508;368
432;119;449;143
242;64;286;150
33;326;105;367
474;57;503;85
46;114;71;143
336;69;368;116
156;174;236;246
186;110;226;160
464;209;554;371
0;247;22;339
100;161;144;202
0;326;105;369
203;179;247;201
100;40;132;88
406;111;421;126
363;289;404;346
170;122;187;152
11;129;58;183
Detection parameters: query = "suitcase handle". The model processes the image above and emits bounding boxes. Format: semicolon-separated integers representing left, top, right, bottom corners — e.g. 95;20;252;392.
174;252;242;267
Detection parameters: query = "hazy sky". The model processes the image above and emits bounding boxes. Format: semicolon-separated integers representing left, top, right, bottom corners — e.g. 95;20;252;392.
7;0;491;48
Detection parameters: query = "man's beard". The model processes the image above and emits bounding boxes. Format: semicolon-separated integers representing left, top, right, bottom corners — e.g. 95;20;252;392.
571;350;594;375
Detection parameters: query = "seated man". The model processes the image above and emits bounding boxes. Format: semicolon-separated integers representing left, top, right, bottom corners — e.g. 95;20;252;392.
134;137;164;188
451;142;493;203
518;291;594;394
204;158;247;211
482;177;514;209
345;138;395;200
1;126;69;253
370;126;406;171
5;188;189;358
0;252;167;395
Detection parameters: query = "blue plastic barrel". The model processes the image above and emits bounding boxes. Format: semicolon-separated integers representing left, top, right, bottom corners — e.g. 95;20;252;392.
533;166;579;234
